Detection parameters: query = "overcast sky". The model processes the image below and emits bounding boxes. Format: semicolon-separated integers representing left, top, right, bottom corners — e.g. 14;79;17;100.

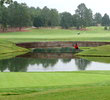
14;0;110;15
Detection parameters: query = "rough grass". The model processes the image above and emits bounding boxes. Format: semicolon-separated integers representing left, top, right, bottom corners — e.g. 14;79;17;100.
1;71;110;100
0;26;110;43
77;45;110;57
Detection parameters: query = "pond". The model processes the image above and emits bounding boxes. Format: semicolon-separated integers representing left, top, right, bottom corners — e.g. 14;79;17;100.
1;52;110;72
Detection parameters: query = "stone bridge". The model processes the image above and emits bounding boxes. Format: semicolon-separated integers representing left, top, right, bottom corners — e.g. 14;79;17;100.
16;41;110;48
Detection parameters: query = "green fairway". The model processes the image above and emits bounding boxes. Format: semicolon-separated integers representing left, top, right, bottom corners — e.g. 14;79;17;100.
1;86;110;100
0;71;110;100
77;45;110;57
1;72;110;88
0;27;110;43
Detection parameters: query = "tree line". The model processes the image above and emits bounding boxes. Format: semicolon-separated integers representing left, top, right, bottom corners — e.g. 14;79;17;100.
0;1;110;31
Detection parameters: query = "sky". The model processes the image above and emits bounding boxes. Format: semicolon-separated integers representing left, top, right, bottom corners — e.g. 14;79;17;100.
14;0;110;15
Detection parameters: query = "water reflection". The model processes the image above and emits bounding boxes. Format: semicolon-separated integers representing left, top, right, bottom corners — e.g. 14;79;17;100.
0;58;28;72
75;59;91;70
0;53;110;72
0;53;91;72
61;59;71;63
31;59;58;68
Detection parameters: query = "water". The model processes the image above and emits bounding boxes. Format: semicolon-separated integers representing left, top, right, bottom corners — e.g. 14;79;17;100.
1;53;110;72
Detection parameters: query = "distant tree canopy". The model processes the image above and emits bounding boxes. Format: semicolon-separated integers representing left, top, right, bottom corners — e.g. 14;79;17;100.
0;6;8;31
8;1;31;30
75;3;93;28
0;1;31;31
72;14;81;29
33;6;60;27
0;0;12;6
0;2;110;31
102;13;110;26
94;13;102;25
101;13;110;30
60;12;73;29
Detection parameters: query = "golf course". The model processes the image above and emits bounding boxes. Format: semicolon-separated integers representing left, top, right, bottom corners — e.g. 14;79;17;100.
1;0;110;99
0;26;110;100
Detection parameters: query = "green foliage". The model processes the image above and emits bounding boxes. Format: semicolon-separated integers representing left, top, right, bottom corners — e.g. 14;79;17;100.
0;2;109;30
0;1;32;31
0;0;12;6
102;13;110;26
104;26;108;30
49;9;60;26
8;1;31;30
33;47;80;53
75;3;93;28
28;7;41;25
0;6;8;31
94;13;102;25
60;12;73;29
73;14;81;29
33;6;60;27
40;6;50;26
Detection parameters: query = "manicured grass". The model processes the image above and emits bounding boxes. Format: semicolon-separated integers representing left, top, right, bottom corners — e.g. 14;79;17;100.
77;45;110;57
0;40;29;59
81;57;110;63
1;72;109;88
0;71;110;100
0;26;110;43
1;86;109;100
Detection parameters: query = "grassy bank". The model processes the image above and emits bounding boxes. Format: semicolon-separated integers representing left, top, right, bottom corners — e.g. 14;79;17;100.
0;71;110;100
81;57;110;63
77;45;110;57
0;40;29;59
0;27;110;43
